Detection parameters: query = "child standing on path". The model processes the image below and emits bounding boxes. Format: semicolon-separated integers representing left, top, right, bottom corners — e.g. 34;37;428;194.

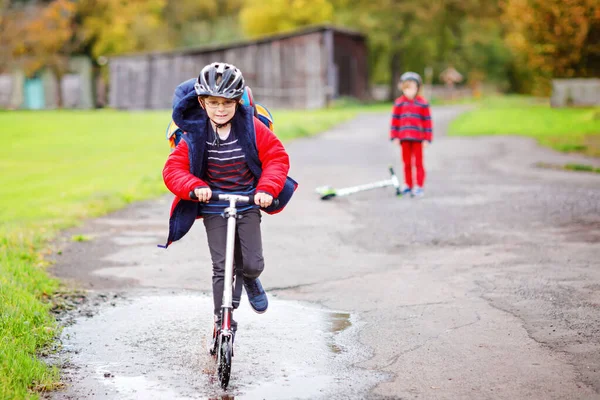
390;72;433;197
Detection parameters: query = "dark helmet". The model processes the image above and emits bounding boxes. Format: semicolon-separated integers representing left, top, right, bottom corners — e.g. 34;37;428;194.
400;71;422;87
194;62;245;99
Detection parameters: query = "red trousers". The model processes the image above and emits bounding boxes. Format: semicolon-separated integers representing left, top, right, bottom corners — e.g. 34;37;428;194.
401;141;425;188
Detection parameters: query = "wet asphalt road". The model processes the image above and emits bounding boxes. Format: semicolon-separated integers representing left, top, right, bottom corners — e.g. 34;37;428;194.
51;106;600;399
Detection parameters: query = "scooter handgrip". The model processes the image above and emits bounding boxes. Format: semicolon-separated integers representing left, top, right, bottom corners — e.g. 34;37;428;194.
248;196;279;208
248;196;280;209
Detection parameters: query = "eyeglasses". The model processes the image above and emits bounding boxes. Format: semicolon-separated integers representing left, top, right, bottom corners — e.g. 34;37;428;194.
204;99;238;109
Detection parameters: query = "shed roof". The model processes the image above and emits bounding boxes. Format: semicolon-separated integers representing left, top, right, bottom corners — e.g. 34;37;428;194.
110;24;366;59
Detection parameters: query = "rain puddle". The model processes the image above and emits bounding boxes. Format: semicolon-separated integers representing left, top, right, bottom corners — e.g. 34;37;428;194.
51;291;381;399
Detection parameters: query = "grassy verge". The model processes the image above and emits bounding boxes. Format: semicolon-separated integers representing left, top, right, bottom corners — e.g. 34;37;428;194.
0;106;363;399
1;231;62;399
448;96;600;157
564;163;600;173
536;162;600;174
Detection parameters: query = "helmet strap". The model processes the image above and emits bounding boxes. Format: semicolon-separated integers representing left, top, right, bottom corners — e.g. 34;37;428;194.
211;118;233;148
214;120;231;129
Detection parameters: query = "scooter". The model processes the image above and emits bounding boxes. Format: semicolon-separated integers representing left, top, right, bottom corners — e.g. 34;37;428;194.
315;166;402;200
204;193;277;389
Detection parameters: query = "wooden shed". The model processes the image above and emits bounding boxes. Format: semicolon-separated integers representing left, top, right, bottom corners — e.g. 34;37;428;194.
108;25;369;110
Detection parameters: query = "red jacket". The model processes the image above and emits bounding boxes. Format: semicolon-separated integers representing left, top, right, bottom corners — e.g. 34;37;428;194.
159;85;297;248
163;117;290;212
389;95;433;142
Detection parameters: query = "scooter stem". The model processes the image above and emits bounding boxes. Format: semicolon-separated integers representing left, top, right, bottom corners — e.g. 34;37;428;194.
222;198;238;310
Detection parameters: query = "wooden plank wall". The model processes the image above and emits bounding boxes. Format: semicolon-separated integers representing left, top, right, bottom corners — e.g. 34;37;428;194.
109;29;366;110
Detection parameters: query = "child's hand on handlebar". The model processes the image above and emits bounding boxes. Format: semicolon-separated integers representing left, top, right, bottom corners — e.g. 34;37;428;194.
195;187;212;202
255;192;273;208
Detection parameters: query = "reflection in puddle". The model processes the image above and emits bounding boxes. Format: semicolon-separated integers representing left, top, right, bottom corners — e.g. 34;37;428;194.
330;312;352;333
328;312;352;354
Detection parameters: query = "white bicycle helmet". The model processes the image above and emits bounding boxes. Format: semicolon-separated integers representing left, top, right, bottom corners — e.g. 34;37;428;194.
400;71;422;87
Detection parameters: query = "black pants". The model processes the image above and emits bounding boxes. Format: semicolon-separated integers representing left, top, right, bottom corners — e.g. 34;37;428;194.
203;208;264;317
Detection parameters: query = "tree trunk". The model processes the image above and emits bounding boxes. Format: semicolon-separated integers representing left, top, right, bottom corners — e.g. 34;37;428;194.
389;47;402;101
53;70;64;108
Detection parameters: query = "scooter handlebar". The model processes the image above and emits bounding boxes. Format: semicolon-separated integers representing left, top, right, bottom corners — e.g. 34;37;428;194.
209;193;255;204
191;191;279;208
209;193;227;202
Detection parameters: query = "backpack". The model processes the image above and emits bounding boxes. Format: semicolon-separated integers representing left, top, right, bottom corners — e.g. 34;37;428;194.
166;84;274;150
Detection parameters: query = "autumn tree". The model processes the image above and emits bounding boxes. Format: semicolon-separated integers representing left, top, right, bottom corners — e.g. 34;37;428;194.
75;0;246;59
1;0;75;75
0;3;22;73
239;0;334;38
0;0;77;106
76;0;169;59
502;0;600;94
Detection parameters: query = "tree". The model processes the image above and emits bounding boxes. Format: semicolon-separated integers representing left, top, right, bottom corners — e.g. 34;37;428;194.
0;0;77;106
75;0;245;59
337;0;510;98
332;0;425;99
1;0;75;75
0;3;22;73
239;0;334;38
163;0;245;47
76;0;169;59
502;0;600;94
23;0;76;75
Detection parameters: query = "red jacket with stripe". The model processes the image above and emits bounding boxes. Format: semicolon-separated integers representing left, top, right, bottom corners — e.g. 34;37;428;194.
389;95;433;142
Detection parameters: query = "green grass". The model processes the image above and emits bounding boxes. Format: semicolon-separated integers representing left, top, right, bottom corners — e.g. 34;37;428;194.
536;162;600;174
565;163;600;173
449;95;600;156
70;234;92;242
274;108;360;139
0;106;363;399
1;234;62;399
565;164;600;174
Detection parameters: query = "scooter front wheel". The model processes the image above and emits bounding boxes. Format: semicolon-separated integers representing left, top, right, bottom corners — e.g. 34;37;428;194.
217;335;232;389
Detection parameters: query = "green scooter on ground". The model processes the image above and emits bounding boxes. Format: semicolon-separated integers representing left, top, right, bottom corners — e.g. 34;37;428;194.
316;166;402;200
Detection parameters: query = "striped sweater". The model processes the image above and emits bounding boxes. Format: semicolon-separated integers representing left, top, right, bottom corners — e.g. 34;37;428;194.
389;95;433;142
202;126;258;214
